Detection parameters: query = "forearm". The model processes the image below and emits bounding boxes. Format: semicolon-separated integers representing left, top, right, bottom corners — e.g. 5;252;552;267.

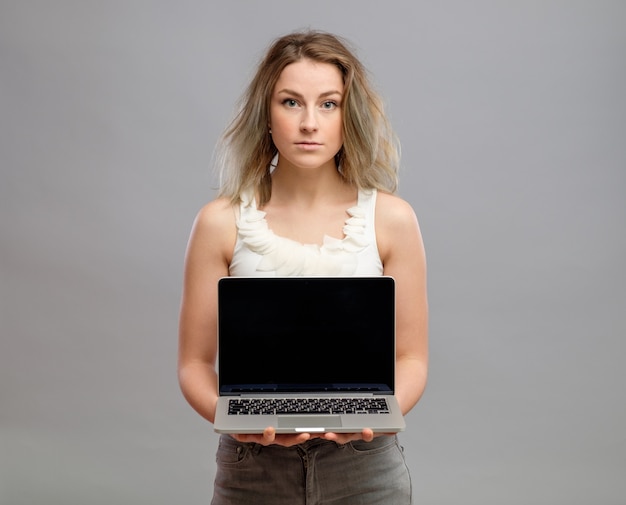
395;356;428;416
178;361;219;424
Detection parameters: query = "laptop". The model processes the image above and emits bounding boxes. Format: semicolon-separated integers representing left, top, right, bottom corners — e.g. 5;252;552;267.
213;276;406;434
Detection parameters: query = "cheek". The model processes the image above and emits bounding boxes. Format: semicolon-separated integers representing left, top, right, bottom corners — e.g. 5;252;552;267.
269;105;284;129
270;113;293;135
332;119;344;143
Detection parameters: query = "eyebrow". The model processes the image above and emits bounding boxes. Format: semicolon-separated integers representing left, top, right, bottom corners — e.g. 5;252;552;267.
276;88;343;99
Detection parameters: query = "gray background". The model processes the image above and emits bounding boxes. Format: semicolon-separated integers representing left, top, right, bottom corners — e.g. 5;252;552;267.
1;1;624;504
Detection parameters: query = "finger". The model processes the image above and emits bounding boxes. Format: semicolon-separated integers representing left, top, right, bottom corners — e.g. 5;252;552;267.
321;432;340;442
262;426;276;444
323;430;374;444
288;432;311;446
266;432;311;447
262;428;312;447
322;432;353;444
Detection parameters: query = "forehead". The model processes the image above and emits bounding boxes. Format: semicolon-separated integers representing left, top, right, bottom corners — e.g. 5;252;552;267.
274;59;344;93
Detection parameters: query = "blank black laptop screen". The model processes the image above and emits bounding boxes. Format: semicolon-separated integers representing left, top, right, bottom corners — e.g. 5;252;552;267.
218;277;395;395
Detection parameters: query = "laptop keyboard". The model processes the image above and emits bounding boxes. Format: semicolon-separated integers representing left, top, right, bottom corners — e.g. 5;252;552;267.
227;397;390;415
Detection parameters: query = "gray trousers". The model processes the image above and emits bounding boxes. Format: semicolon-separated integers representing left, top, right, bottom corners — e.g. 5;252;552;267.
211;434;412;505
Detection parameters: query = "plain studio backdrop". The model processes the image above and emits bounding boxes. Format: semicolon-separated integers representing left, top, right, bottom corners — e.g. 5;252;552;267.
1;1;624;504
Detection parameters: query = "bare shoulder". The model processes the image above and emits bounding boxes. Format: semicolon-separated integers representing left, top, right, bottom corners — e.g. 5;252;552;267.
187;196;238;261
375;191;424;262
375;191;420;231
194;197;237;228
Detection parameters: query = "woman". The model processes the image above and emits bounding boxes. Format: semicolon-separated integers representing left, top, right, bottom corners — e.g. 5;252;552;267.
179;30;428;504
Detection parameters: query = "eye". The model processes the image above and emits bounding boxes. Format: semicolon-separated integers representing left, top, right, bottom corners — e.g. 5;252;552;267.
282;99;299;108
321;101;338;110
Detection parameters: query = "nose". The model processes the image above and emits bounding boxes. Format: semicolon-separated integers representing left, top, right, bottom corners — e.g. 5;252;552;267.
300;108;318;132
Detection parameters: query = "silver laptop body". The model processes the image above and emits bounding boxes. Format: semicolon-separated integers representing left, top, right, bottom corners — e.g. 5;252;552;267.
213;276;405;434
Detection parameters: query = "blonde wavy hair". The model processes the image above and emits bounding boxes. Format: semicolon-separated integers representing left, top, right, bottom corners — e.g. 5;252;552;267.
216;30;400;206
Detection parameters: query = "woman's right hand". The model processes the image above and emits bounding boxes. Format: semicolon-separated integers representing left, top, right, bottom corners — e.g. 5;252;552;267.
230;426;318;447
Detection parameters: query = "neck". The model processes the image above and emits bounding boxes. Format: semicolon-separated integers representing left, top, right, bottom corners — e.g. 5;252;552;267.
270;160;347;205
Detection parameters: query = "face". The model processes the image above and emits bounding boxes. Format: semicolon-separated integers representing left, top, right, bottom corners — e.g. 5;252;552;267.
269;59;344;172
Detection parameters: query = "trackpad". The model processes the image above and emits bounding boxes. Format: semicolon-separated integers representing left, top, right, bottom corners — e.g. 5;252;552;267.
278;415;342;430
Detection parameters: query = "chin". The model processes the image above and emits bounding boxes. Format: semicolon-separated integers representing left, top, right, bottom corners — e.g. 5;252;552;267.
282;155;336;171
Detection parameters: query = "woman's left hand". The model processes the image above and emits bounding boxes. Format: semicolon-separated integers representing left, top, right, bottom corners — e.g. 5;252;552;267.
322;428;380;444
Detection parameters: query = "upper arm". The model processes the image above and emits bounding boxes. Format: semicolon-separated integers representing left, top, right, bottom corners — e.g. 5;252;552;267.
375;192;428;366
178;198;237;371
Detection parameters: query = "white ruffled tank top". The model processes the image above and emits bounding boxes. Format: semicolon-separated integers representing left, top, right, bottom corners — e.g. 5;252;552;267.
229;189;383;277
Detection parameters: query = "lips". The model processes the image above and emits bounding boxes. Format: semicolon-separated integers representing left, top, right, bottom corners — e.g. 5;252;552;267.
295;141;323;151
